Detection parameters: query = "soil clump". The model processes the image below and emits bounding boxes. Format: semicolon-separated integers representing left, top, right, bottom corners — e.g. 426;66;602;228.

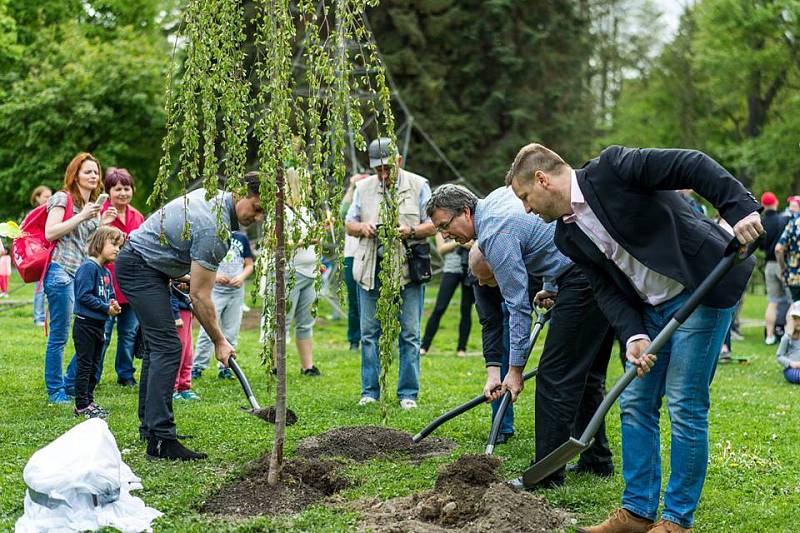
296;425;456;462
252;406;298;425
202;456;348;518
352;454;570;532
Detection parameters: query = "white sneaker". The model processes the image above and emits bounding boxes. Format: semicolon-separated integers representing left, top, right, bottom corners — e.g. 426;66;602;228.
765;336;777;345
358;396;376;406
399;399;418;410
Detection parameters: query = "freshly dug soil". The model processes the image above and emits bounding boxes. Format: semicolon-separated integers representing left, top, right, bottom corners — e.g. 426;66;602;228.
297;425;457;462
203;456;348;518
252;406;298;425
352;454;570;532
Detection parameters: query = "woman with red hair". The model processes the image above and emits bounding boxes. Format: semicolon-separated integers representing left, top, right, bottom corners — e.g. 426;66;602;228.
42;153;117;404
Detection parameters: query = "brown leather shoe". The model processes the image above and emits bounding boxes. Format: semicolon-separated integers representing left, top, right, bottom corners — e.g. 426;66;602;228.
578;508;654;533
647;519;693;532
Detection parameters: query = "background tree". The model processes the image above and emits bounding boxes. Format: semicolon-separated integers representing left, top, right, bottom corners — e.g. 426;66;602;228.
0;0;170;220
365;0;596;189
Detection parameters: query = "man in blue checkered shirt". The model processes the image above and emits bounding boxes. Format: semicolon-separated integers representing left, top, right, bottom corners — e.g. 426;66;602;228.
427;184;615;489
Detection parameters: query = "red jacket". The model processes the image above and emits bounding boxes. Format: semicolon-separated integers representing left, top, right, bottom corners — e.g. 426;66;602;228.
101;201;145;305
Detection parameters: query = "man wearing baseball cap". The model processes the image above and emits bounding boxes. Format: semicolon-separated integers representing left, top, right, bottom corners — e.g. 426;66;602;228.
344;137;435;409
761;192;790;344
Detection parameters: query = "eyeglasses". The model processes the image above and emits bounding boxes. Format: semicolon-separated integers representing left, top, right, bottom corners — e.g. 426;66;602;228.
436;212;459;233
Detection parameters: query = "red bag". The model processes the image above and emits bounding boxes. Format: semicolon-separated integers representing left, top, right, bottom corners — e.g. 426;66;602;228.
12;192;73;283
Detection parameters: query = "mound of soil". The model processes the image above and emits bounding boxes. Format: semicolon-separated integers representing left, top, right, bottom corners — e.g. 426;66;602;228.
352;454;570;532
296;425;457;462
253;406;298;425
203;456;348;518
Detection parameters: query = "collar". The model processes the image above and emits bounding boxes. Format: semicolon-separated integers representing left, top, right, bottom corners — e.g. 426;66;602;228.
227;193;240;231
562;169;583;224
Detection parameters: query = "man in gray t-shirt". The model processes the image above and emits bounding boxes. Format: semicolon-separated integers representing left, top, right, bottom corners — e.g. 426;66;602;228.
116;174;263;461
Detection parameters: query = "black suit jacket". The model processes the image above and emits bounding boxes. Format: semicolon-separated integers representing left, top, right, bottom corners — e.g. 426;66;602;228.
554;145;758;343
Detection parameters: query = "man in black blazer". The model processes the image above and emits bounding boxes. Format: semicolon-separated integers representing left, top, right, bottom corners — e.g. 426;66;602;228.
505;144;762;533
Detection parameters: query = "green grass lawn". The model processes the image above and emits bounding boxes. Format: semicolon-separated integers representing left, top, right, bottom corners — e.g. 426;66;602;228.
1;276;799;532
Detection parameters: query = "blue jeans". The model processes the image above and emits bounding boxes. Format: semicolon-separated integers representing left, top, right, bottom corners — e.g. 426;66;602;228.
344;257;361;345
358;281;423;400
490;304;514;434
65;304;139;386
33;283;46;324
620;292;735;528
43;263;75;395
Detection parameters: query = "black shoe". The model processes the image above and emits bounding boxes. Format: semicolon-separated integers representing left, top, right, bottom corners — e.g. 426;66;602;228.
566;462;614;478
301;365;322;377
349;342;359;351
495;432;515;445
117;377;137;387
146;436;207;461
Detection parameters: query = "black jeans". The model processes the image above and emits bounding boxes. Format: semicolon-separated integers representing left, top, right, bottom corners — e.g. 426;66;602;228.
115;245;183;440
73;316;106;409
421;272;474;351
534;267;614;483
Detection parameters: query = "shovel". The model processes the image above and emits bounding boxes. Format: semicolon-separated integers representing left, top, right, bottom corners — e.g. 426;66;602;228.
485;390;512;455
170;285;291;425
412;309;550;443
521;237;759;486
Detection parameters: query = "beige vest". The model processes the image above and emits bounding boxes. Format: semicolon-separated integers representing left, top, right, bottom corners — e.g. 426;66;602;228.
352;169;428;290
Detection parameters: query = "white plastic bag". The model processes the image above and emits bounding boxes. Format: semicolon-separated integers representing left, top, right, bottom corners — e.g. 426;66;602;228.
15;418;162;533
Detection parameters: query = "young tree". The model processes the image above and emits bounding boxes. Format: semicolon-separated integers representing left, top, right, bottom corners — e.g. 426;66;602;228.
151;0;399;485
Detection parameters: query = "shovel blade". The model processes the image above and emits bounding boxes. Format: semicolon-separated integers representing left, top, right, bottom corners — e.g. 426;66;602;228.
522;437;592;486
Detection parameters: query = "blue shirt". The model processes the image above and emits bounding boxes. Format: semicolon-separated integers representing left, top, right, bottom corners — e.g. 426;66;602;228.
474;186;572;366
73;259;116;321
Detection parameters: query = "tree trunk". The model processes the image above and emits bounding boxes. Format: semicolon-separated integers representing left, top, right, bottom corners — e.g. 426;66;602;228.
267;163;287;487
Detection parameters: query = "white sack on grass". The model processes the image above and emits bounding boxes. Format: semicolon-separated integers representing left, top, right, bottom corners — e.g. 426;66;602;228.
15;418;162;533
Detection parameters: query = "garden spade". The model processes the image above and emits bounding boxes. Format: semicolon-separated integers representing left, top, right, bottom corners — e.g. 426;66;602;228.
485;391;512;455
170;285;284;425
521;237;759;487
412;309;550;443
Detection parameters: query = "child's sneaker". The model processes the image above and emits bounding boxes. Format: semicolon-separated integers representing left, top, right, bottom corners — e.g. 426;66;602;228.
191;368;203;380
180;390;200;401
172;391;183;401
90;403;109;417
74;404;106;419
218;368;234;380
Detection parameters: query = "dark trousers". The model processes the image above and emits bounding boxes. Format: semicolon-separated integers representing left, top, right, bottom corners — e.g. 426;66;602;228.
534;267;613;483
344;256;361;345
421;272;474;351
73;316;106;409
115;246;182;440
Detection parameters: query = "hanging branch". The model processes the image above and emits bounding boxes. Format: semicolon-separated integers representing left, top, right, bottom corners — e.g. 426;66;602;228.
152;0;402;485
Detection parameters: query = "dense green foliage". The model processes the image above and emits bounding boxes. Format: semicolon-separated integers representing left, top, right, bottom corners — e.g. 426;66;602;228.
366;0;595;191
602;0;800;199
0;0;169;220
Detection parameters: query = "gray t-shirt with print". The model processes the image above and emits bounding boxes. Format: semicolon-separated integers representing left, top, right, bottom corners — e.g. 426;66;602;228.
215;231;252;294
128;189;238;278
48;191;100;277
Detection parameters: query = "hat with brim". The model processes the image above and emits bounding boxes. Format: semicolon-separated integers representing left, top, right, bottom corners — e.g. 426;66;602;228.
791;301;800;318
368;137;396;169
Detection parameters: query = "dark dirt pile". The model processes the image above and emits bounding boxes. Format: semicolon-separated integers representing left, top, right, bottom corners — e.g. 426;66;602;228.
203;456;348;518
296;425;456;462
252;406;298;425
352;454;571;532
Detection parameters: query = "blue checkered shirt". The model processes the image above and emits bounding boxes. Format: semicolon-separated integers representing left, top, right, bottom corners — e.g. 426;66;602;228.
474;186;573;366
